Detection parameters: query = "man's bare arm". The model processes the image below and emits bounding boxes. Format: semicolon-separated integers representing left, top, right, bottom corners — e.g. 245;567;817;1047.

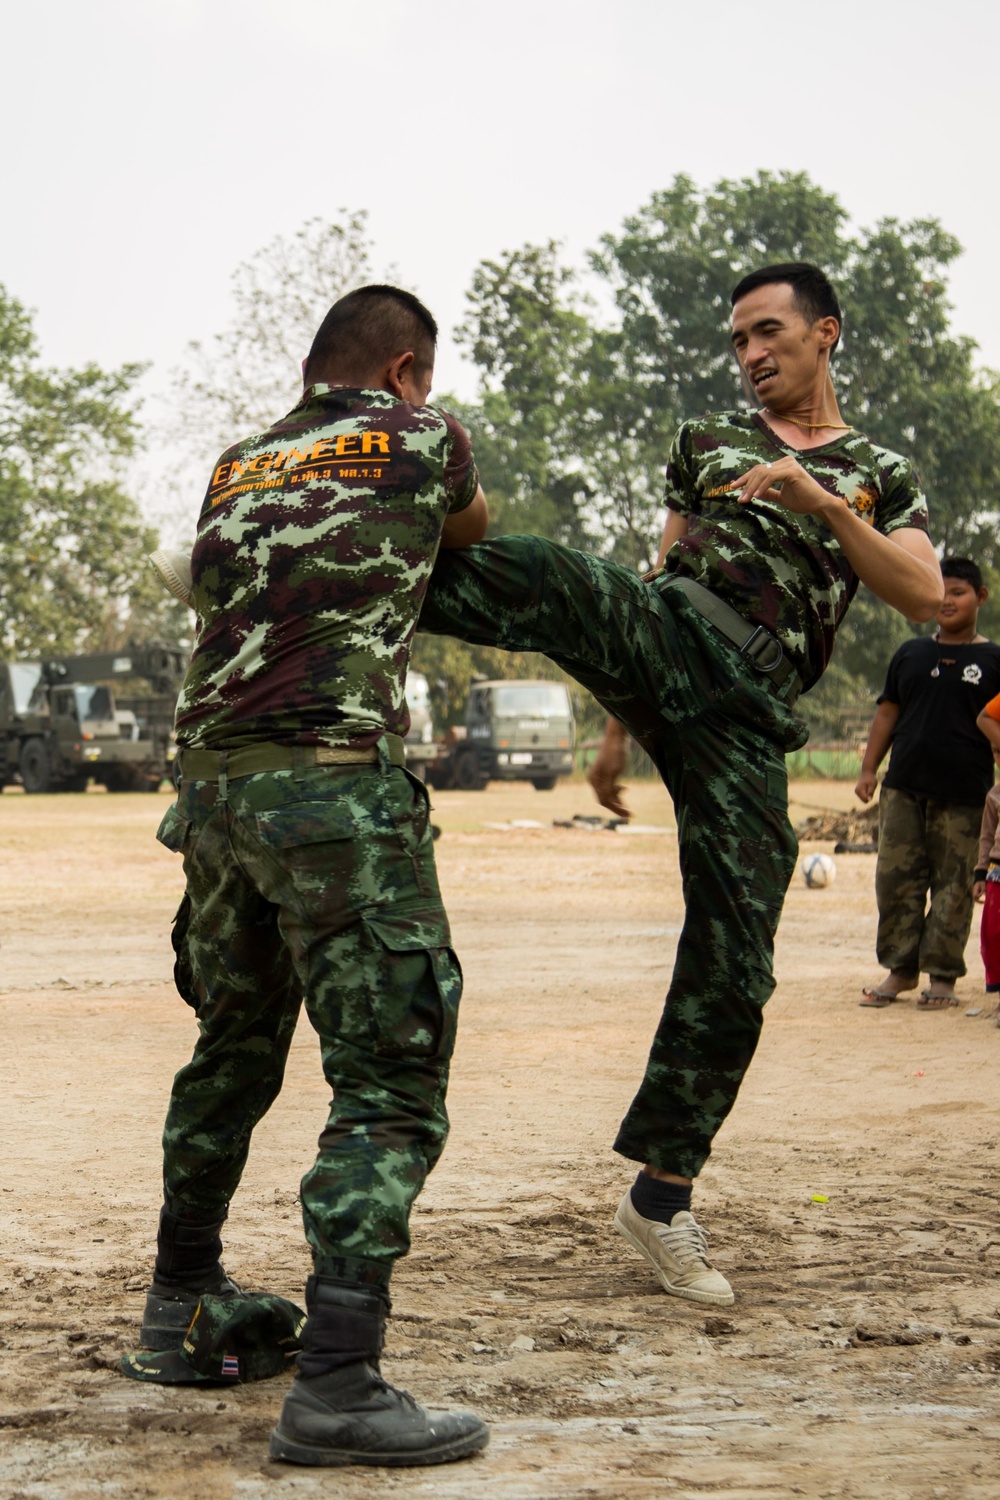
736;461;942;619
587;717;630;819
732;458;942;620
821;520;941;621
440;487;488;549
654;509;690;569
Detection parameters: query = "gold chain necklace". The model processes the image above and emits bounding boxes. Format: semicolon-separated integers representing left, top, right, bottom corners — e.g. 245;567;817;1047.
764;409;852;432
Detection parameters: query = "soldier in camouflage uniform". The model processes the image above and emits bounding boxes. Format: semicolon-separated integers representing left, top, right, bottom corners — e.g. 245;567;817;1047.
138;286;491;1469
421;264;943;1305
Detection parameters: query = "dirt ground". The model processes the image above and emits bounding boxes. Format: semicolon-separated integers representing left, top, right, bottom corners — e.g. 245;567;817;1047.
1;775;998;1500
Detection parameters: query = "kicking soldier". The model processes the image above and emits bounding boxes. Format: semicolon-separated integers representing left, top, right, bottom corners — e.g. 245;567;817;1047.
136;286;490;1468
421;263;942;1305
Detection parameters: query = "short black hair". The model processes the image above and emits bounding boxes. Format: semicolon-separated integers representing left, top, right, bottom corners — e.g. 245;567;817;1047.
730;263;842;354
941;557;983;592
304;284;438;386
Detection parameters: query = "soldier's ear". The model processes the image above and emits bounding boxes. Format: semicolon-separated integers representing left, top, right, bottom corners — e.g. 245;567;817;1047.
385;351;415;399
816;316;839;353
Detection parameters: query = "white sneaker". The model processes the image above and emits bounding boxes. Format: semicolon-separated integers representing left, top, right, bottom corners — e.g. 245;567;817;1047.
149;548;195;609
614;1192;734;1306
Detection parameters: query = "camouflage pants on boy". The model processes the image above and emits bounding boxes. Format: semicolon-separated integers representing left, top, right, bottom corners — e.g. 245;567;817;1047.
156;749;460;1294
422;535;808;1179
876;785;982;981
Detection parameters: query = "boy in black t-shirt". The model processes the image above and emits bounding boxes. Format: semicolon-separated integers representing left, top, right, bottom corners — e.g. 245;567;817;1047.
856;558;1000;1008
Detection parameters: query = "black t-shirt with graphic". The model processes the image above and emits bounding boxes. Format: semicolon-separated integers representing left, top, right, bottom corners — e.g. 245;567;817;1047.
880;637;1000;806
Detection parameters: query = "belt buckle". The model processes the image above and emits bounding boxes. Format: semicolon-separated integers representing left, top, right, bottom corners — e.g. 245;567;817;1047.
741;626;784;674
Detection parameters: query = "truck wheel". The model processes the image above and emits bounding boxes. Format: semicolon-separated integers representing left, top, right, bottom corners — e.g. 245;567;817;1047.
20;739;51;794
531;776;558;791
407;761;427;783
455;751;486;791
105;766;138;792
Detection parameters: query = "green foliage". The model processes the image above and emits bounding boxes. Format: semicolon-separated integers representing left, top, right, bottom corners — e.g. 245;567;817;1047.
452;244;594;548
453;171;1000;733
167;212;376;467
0;285;159;657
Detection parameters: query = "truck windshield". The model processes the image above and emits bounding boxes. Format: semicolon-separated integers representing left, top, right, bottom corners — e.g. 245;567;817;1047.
10;663;42;714
75;686;114;720
493;684;571;717
405;674;431;713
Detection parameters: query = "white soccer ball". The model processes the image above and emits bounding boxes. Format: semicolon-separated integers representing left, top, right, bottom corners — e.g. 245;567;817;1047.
801;852;837;889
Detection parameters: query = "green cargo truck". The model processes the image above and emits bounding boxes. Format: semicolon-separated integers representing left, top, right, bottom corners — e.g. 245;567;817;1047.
0;645;186;793
425;679;575;791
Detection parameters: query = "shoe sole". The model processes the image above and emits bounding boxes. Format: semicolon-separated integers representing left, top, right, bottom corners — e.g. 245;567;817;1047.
614;1207;735;1306
268;1425;489;1468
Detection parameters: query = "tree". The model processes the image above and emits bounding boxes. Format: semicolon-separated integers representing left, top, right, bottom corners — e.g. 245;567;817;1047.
457;172;1000;711
0;284;161;657
453;243;595;548
166;212;376;468
455;244;673;570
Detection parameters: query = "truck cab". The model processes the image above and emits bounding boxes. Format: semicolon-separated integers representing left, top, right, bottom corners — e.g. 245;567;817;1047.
428;678;576;791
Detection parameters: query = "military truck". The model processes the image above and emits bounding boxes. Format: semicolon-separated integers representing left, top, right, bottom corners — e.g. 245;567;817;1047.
425;679;575;791
0;644;187;793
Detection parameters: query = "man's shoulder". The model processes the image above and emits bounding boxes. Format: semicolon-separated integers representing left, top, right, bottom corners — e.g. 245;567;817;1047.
840;428;916;475
676;409;754;439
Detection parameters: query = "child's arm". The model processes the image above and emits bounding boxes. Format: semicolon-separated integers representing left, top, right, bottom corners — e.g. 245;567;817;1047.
976;694;1000;753
855;701;900;804
974;780;1000;901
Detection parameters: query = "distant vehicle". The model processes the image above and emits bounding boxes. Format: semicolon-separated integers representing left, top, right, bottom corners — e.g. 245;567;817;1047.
425;679;575;792
402;670;436;781
0;645;186;793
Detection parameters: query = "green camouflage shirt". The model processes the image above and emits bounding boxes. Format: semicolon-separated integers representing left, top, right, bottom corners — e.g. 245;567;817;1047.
662;410;929;689
175;386;478;750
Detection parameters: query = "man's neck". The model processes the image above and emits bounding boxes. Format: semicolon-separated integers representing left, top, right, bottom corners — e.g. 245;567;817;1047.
761;372;848;450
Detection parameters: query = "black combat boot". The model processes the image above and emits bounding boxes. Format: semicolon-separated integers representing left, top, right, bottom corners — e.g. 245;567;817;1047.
269;1279;488;1468
140;1207;240;1351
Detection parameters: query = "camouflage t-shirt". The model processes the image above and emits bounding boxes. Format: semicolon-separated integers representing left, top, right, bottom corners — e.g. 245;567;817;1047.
174;386;479;750
661;410;929;689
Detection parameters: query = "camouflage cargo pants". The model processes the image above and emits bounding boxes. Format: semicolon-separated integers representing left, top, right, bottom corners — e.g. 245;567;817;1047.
876;785;981;980
422;536;808;1179
156;749;460;1294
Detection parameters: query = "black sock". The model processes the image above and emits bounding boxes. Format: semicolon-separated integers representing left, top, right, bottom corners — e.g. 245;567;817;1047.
629;1171;692;1224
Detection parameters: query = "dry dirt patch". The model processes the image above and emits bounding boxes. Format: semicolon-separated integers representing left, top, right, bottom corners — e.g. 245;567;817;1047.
0;779;997;1498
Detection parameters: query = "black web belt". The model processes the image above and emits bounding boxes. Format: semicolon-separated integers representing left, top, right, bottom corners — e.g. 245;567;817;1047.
665;576;802;698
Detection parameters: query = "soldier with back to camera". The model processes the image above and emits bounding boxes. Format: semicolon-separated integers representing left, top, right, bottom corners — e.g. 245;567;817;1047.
132;284;491;1470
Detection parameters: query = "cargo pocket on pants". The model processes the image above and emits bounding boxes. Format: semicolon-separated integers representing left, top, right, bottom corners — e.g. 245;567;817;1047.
363;915;461;1064
170;894;201;1012
156;802;192;853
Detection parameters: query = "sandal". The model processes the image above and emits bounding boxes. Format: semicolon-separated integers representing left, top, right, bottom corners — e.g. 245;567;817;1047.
860;987;899;1008
916;990;959;1010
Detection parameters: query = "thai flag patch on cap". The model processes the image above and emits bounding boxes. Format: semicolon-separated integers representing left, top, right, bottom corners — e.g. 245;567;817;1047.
221;1354;240;1379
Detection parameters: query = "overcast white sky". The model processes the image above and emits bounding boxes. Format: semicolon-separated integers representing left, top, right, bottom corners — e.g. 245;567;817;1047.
3;0;998;524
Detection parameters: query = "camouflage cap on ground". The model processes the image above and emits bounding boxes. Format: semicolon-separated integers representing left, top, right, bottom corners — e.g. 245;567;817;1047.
120;1292;305;1385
